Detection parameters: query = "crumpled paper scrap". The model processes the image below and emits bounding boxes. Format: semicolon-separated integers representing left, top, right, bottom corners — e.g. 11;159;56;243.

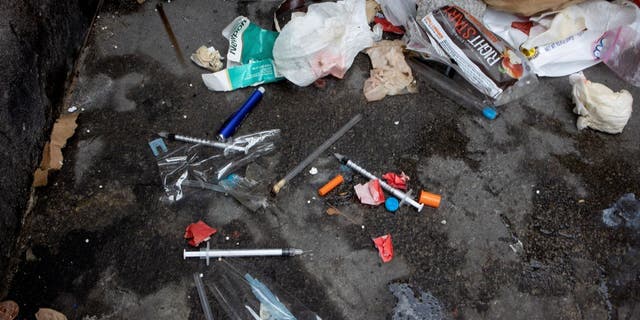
363;40;417;102
184;220;217;247
372;234;393;263
190;46;224;72
33;112;79;187
0;300;19;320
569;72;632;134
354;179;385;206
35;308;67;320
382;172;409;190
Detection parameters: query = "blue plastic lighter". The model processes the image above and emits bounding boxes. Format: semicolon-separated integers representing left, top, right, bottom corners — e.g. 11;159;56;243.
216;87;265;141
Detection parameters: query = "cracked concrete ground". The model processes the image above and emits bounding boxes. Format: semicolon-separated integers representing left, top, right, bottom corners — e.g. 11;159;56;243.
6;1;640;319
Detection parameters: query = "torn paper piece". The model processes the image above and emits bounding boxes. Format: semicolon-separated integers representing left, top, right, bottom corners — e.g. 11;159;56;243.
35;308;67;320
363;40;417;102
382;172;410;190
190;46;224;72
33;113;79;187
569;72;633;134
184;220;217;247
372;234;393;263
0;300;19;320
354;179;385;206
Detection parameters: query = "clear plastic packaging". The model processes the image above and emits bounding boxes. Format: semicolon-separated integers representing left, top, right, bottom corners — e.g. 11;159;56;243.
204;260;322;320
154;130;279;203
601;26;640;87
414;5;538;106
182;174;269;212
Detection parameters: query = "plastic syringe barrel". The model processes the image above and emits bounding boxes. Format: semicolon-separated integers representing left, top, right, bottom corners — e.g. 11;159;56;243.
408;59;497;120
345;160;424;212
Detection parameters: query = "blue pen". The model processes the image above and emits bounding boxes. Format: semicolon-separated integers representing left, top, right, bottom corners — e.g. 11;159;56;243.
217;87;265;141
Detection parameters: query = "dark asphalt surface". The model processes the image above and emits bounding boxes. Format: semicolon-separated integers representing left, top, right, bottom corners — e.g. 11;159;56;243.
6;1;640;319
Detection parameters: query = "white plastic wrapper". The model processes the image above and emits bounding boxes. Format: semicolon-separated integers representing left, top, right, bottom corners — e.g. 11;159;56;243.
482;1;640;77
570;72;633;134
273;0;376;86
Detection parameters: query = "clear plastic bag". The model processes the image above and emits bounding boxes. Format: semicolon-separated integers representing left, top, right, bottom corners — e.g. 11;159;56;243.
182;174;269;212
154;130;279;203
601;26;640;87
204;260;322;320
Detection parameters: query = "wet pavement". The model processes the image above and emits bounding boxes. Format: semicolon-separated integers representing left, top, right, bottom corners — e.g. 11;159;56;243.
6;1;640;319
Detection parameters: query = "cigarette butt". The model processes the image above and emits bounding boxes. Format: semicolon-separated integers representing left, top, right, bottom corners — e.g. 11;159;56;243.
419;190;441;208
319;175;344;196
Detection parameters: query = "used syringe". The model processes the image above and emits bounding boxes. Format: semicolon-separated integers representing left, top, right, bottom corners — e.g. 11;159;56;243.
158;131;248;154
184;244;304;265
334;153;424;212
407;58;498;120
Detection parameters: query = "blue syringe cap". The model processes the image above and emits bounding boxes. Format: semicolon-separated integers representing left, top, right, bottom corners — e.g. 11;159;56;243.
385;197;400;212
482;106;497;120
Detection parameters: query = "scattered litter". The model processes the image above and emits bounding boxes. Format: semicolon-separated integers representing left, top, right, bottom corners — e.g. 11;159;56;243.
377;0;417;28
326;207;341;216
202;17;282;91
148;138;168;156
602;193;640;229
601;25;640;87
382;172;410;191
309;167;318;175
389;283;445;320
191;46;223;72
183;174;270;212
222;16;278;66
156;3;186;65
569;72;633;134
363;40;417;102
272;0;375;86
193;272;215;320
374;14;404;34
394;121;400;125
419;190;441;208
0;300;18;320
354;179;386;206
217;87;265;140
35;308;67;320
372;234;393;263
407;58;498;120
184;244;303;264
385;197;400;212
184;220;217;247
153;130;279;203
336;153;427;211
272;114;362;195
205;261;321;319
419;5;537;106
319;174;344;196
365;0;380;23
483;0;581;17
67;106;77;113
33;113;79;187
417;0;486;20
440;220;446;225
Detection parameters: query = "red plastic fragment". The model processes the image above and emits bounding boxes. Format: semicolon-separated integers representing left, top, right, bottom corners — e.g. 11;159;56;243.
382;172;409;190
372;234;393;263
511;21;533;36
374;16;404;35
184;220;217;247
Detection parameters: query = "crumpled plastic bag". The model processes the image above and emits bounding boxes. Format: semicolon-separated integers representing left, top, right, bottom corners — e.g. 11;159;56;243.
363;40;417;101
273;0;376;86
522;0;640;50
376;0;416;28
482;1;640;77
569;72;633;134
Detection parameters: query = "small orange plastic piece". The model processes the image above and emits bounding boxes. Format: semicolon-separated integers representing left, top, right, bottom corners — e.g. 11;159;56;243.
419;190;442;208
318;174;344;196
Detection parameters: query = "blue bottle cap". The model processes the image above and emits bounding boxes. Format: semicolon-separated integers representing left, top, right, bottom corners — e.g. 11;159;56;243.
385;197;399;212
482;106;497;120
